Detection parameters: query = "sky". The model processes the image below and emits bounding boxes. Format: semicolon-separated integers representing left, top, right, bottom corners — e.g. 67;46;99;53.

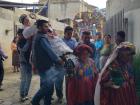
85;0;107;8
4;0;107;8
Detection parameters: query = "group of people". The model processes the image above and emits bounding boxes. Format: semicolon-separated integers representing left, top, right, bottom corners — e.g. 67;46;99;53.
0;13;138;105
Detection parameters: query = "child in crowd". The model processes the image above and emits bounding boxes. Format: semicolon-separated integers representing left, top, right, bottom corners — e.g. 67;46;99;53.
66;44;98;105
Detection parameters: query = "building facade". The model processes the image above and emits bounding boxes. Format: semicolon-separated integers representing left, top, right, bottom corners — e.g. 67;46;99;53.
106;0;140;51
39;0;96;20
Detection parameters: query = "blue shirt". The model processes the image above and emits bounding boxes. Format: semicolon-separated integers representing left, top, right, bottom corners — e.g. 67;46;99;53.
63;38;77;50
88;42;96;60
95;40;104;50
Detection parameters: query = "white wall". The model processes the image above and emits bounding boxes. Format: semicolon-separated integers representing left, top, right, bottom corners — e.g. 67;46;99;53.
125;8;140;51
106;0;140;51
49;2;81;20
0;8;14;70
106;0;140;20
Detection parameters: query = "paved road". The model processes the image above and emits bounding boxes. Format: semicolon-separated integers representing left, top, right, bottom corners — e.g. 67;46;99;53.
0;72;66;105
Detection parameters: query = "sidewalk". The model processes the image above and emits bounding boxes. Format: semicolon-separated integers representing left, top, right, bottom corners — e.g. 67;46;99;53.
0;72;66;105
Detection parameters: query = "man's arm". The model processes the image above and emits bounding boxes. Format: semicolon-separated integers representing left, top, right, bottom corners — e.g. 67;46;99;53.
18;40;31;52
0;48;8;59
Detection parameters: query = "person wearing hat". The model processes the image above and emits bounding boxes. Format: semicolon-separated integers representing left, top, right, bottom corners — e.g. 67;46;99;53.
95;32;104;71
66;44;98;105
115;31;135;76
94;42;137;105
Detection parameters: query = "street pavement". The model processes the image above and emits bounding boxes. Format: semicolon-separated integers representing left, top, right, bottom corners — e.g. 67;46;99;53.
0;71;66;105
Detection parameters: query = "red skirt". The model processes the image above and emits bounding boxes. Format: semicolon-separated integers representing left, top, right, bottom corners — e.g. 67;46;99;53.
100;71;137;105
66;76;97;105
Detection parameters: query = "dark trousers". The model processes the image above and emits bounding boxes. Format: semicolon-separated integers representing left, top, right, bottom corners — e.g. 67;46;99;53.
52;74;64;99
32;67;57;105
0;61;4;86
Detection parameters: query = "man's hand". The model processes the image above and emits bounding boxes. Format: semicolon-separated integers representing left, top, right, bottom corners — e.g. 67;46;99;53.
4;56;8;59
104;81;114;87
58;60;64;65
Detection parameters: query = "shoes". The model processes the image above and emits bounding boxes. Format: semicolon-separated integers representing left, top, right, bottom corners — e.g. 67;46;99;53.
30;101;40;105
24;96;29;100
20;96;29;102
20;97;26;102
0;85;3;91
51;97;54;100
57;97;63;104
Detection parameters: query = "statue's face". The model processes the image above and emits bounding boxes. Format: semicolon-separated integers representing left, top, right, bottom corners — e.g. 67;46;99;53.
23;17;31;26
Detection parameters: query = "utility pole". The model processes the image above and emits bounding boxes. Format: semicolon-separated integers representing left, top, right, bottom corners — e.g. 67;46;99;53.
63;0;67;27
47;0;50;18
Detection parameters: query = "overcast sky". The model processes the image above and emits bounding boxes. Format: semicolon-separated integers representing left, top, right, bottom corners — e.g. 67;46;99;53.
5;0;107;8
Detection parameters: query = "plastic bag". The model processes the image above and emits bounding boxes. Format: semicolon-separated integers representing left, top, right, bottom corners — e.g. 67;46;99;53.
23;25;37;39
47;36;73;56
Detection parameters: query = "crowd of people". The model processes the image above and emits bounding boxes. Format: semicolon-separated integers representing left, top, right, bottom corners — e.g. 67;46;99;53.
0;14;138;105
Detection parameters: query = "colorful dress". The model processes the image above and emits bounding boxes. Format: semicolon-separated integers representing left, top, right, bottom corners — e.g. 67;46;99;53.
100;60;137;105
94;42;137;105
11;42;20;67
100;43;113;69
66;58;98;105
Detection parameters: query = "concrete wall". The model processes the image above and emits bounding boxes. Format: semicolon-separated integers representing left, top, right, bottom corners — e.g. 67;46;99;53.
106;0;140;20
106;0;128;19
49;2;80;20
106;0;140;51
125;8;140;51
0;7;66;70
0;8;14;70
47;0;95;20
